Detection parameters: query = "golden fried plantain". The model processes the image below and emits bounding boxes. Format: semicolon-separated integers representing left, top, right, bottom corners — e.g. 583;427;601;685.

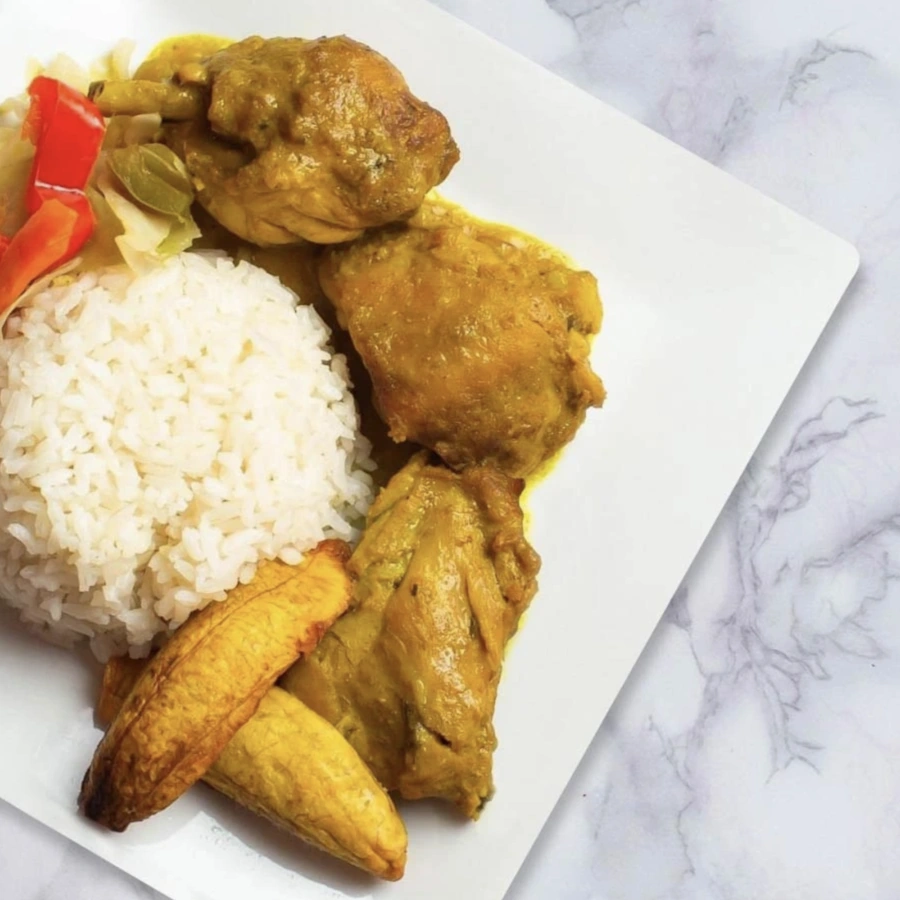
80;541;352;832
96;655;145;725
98;657;408;880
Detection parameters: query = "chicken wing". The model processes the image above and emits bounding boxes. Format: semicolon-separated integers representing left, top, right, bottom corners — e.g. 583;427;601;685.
281;453;540;817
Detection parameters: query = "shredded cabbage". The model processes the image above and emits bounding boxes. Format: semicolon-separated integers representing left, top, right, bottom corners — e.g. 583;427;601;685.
96;165;200;272
0;127;33;238
0;41;200;279
0;257;82;332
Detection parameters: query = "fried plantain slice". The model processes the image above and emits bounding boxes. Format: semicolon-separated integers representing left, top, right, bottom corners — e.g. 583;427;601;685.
80;540;352;832
98;657;407;880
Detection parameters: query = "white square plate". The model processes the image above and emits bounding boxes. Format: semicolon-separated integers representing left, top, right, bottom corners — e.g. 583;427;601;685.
0;1;859;899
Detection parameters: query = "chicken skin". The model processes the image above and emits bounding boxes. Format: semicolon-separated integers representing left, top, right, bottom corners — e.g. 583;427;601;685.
281;452;541;818
91;36;459;245
318;201;606;477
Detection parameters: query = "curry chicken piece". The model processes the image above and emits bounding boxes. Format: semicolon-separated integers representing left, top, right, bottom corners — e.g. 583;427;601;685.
91;36;459;245
318;201;606;478
281;452;540;818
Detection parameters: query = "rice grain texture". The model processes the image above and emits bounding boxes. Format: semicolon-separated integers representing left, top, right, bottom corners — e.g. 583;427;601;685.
0;252;374;658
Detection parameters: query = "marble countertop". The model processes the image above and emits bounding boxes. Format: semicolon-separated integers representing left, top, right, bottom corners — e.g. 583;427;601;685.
4;0;898;897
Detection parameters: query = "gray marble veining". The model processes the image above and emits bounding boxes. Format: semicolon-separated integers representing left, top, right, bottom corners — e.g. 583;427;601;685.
4;1;899;897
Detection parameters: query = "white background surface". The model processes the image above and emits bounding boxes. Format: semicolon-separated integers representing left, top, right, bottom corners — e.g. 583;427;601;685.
0;0;890;898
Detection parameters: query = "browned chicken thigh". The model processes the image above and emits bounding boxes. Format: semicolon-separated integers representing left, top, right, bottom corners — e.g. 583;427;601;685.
91;36;459;245
318;201;606;477
281;452;540;818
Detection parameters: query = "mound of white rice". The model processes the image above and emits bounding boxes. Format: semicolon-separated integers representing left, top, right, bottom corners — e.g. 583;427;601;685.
0;252;374;659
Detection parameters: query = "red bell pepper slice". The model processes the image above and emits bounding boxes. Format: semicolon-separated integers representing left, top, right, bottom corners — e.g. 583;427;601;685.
0;77;106;324
23;76;106;216
0;199;89;316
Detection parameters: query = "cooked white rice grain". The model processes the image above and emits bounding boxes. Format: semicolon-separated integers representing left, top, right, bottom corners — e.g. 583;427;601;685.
0;252;374;659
